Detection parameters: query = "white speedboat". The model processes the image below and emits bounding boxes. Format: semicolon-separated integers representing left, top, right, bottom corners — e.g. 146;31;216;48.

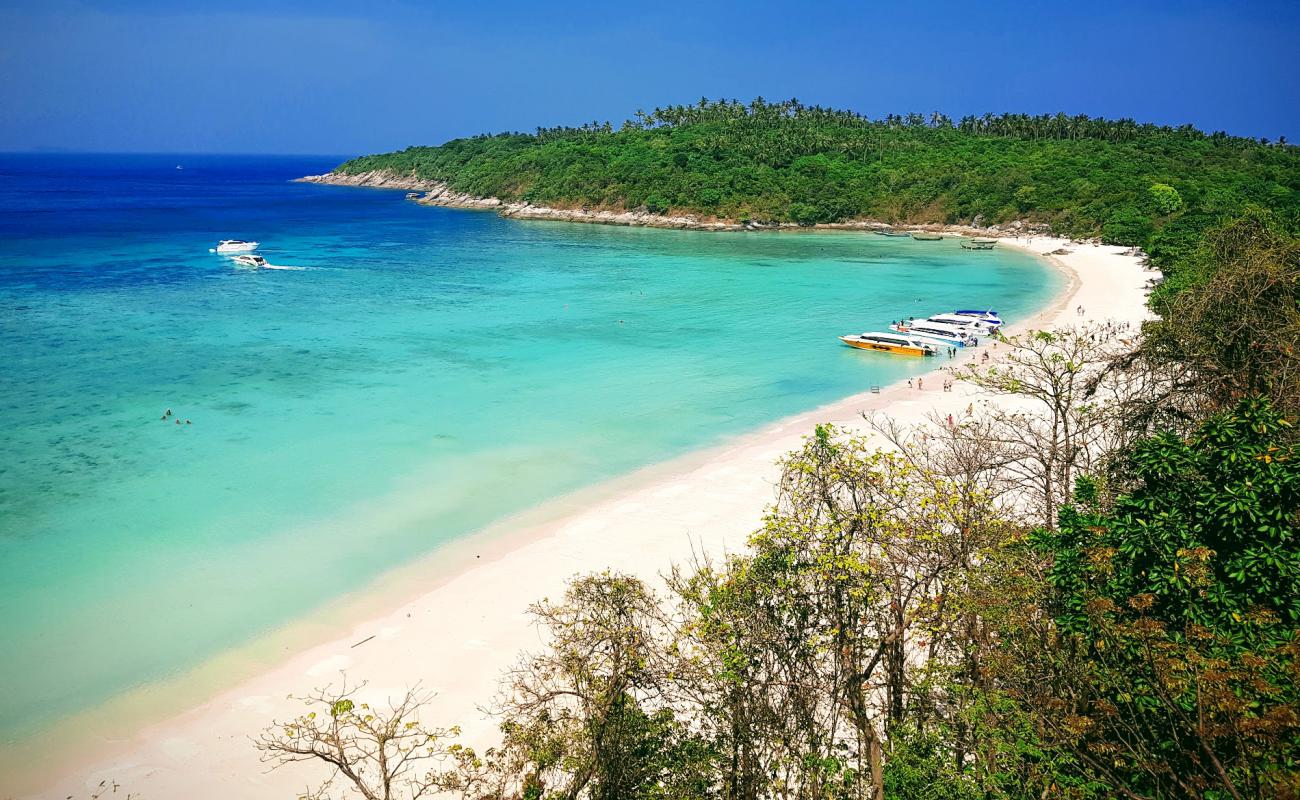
839;332;936;357
953;309;1003;326
230;254;268;269
213;240;258;253
926;313;1000;334
891;320;978;347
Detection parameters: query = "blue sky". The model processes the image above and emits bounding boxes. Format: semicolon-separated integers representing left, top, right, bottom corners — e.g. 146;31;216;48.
1;0;1296;154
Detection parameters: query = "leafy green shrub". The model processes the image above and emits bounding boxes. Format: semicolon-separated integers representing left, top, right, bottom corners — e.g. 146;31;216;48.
643;195;670;215
1033;398;1300;799
1148;182;1184;213
1101;207;1155;245
788;202;821;226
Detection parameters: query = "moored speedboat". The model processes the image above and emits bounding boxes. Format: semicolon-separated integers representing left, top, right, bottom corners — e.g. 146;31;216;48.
839;331;936;357
213;239;258;253
891;320;978;346
926;313;999;334
230;254;269;269
953;309;1003;326
910;231;943;240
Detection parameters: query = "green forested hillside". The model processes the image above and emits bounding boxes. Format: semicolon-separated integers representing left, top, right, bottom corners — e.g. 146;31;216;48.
336;98;1299;256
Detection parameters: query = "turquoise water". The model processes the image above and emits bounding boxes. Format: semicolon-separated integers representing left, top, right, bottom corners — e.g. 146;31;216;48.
0;154;1061;742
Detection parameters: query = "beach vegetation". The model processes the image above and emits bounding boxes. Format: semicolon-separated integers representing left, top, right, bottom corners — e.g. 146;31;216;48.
1018;397;1300;799
953;325;1137;529
1143;209;1300;418
1148;183;1184;214
257;679;459;800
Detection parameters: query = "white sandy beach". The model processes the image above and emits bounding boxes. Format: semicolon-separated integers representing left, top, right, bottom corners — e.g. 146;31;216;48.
20;237;1155;800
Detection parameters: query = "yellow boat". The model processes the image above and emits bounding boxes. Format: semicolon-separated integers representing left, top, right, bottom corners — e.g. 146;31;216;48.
839;331;937;357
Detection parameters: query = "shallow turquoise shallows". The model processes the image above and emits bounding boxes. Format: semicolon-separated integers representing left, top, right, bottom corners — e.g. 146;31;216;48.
0;154;1062;741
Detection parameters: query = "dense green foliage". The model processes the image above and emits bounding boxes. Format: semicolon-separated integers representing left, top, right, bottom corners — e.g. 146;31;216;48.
1030;399;1300;797
1143;210;1300;417
337;98;1299;273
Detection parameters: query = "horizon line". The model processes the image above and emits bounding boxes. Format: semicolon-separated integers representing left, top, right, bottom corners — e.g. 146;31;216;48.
0;150;355;158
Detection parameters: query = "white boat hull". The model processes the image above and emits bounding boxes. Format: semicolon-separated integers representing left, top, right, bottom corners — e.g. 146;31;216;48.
215;241;258;253
890;324;975;346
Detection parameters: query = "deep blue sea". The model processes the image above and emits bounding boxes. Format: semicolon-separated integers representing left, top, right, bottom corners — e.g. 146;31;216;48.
0;153;1062;743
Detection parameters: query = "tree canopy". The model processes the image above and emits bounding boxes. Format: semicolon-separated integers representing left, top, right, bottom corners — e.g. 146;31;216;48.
334;98;1299;285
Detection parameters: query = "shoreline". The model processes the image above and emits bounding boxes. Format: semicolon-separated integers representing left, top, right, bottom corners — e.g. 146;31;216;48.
18;237;1152;799
295;170;1059;237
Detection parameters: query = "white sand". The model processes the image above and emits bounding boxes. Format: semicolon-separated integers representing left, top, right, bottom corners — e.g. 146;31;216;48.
18;237;1155;799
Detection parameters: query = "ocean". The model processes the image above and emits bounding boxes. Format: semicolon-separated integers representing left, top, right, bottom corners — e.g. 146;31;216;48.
0;153;1062;742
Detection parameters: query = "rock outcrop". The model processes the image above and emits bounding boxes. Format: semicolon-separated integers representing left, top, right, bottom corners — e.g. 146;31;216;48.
417;185;502;209
296;170;1043;240
296;170;443;191
295;170;741;228
296;171;502;209
498;204;739;230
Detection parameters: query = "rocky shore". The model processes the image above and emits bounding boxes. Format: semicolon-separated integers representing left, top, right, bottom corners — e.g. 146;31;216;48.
295;170;1055;238
296;171;503;209
296;170;739;229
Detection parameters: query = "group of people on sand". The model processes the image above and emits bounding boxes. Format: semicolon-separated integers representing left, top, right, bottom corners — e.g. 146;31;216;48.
160;408;191;425
1092;320;1134;343
908;376;957;392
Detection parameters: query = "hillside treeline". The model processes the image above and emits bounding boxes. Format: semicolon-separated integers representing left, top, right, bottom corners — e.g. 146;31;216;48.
335;98;1299;288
